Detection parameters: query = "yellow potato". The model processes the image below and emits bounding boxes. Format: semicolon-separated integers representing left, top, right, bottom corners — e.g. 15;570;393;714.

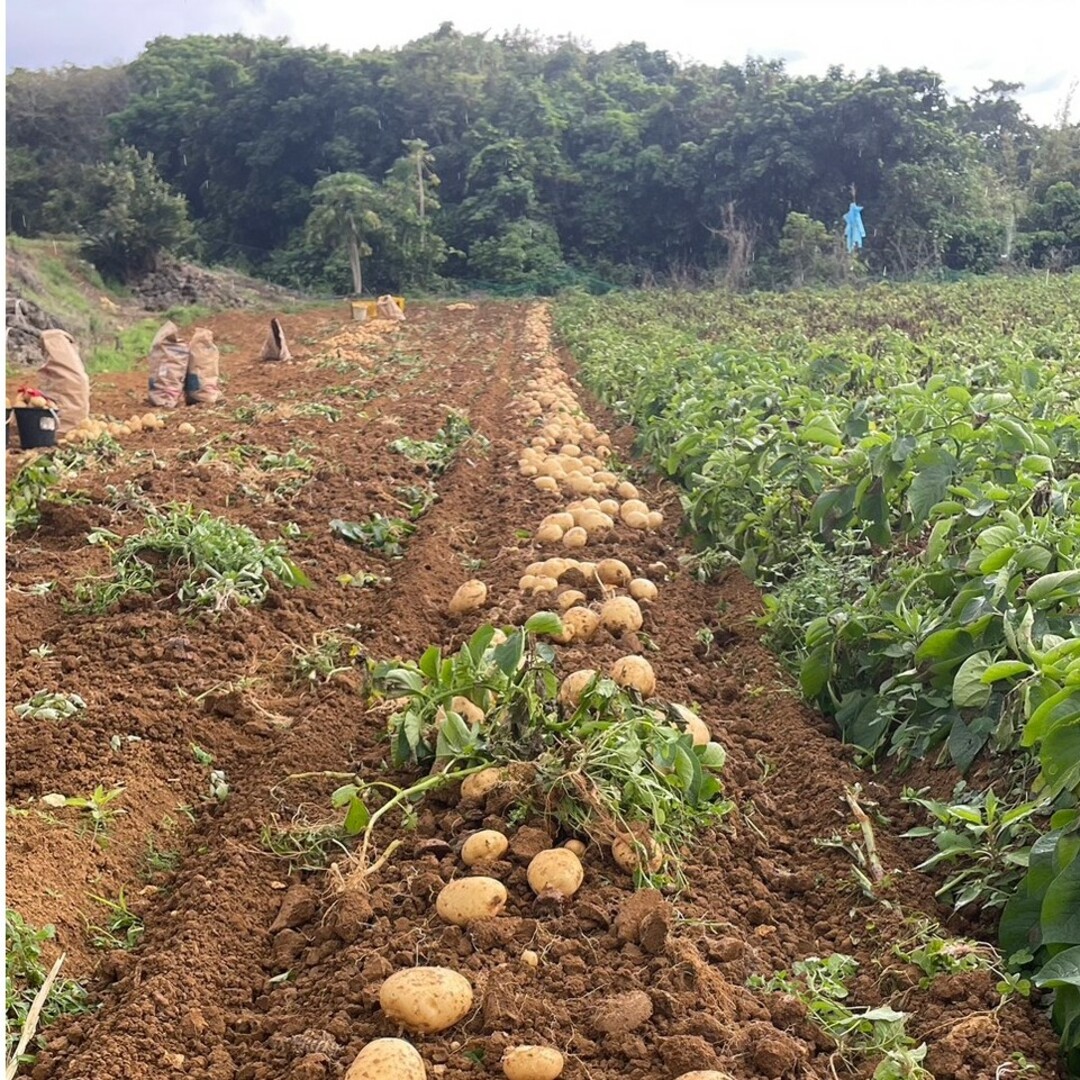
611;829;664;874
526;848;583;898
610;656;656;696
623;510;650;530
671;703;710;746
646;511;664;529
345;1038;426;1080
673;1073;737;1080
451;696;485;726
534;476;558;492
379;967;473;1033
502;1045;565;1080
599;596;643;635
558;669;598;708
535;523;564;544
461;830;509;866
556;589;586;611
562;526;588;549
436;877;508;926
620;499;650;521
596;559;631;587
599;499;619;516
617;481;639;500
531;576;559;595
629;578;658;602
563;839;587;857
177;421;196;435
449;580;488;615
460;768;503;801
562;607;600;643
542;512;576;532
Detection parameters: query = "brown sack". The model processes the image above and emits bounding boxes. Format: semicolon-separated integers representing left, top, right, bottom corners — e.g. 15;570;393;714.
259;317;292;361
185;327;221;405
147;321;189;408
37;329;90;435
376;294;406;321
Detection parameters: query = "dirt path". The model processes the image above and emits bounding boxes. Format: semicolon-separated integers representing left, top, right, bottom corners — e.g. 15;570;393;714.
6;302;1063;1080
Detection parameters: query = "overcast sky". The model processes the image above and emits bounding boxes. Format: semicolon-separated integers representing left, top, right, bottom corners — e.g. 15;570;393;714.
6;0;1078;125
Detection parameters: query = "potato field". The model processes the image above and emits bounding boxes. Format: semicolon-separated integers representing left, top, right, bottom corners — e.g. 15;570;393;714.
5;289;1078;1080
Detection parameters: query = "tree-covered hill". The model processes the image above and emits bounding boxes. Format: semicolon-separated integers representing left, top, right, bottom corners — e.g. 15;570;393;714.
7;23;1080;292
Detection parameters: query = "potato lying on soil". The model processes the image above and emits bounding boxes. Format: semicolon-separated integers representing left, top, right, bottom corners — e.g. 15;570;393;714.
562;526;588;549
556;589;586;611
436;877;508;925
617;481;639;500
449;580;488;615
563;839;587;857
596;558;631;587
535;523;563;544
527;848;584;898
562;607;600;643
600;596;643;634
460;767;503;801
379;967;473;1033
611;830;664;874
461;829;509;866
558;669;599;708
502;1045;565;1080
629;578;658;602
610;656;656;696
345;1038;426;1080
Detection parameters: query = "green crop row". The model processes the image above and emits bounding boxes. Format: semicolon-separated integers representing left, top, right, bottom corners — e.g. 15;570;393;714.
555;277;1080;1073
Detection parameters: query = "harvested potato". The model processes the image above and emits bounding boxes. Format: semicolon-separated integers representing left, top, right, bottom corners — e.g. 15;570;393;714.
141;412;158;427
535;523;563;544
543;512;576;532
623;510;649;530
379;967;473;1033
532;576;559;595
462;829;509;866
558;669;598;708
611;829;664;874
673;1073;736;1080
619;498;649;521
560;444;581;458
521;948;539;968
436;876;508;926
345;1038;426;1080
527;848;584;898
563;839;587;857
534;476;558;493
599;498;619;516
519;574;539;592
556;589;586;611
451;696;485;726
600;596;643;634
520;464;538;477
629;578;658;602
616;481;639;500
646;511;664;529
502;1045;565;1080
671;703;710;746
177;422;196;435
562;607;600;643
461;768;503;801
449;580;488;615
610;656;656;696
596;559;632;587
562;526;588;549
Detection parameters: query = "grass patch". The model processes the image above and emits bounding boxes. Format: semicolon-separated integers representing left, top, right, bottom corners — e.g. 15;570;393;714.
86;306;216;375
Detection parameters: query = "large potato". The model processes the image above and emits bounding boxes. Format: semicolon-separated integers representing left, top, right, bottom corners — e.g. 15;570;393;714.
628;578;658;602
461;829;509;866
671;703;710;746
449;580;488;615
460;767;503;801
600;597;643;634
379;967;473;1033
436;877;508;925
527;848;583;898
345;1038;426;1080
502;1045;565;1080
558;669;598;708
619;498;650;523
596;559;631;587
610;656;656;696
562;608;600;643
556;589;587;612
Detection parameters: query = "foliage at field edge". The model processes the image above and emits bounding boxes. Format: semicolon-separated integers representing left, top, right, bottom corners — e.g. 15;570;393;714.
555;277;1080;1073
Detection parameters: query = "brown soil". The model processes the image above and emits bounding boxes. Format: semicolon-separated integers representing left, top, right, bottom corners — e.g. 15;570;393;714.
5;302;1064;1080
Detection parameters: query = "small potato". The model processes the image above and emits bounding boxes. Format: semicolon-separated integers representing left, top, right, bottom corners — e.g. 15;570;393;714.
611;829;664;874
519;464;538;477
542;512;576;532
535;523;564;544
556;589;586;611
610;656;656;696
345;1037;426;1080
619;499;649;521
531;576;559;595
600;596;643;635
436;876;508;926
521;948;540;968
128;417;144;433
558;669;598;708
568;473;593;495
629;578;658;602
562;608;600;643
562;526;588;549
461;767;503;801
599;499;619;516
560;444;581;458
623;510;650;530
461;829;509;866
525;561;545;577
617;481;639;500
540;558;568;578
503;1045;565;1080
534;476;558;492
596;559;632;587
141;412;158;426
671;703;710;746
177;421;196;435
564;839;587;857
451;696;485;726
519;574;539;592
449;580;488;615
379;967;473;1033
646;511;664;530
527;848;584;898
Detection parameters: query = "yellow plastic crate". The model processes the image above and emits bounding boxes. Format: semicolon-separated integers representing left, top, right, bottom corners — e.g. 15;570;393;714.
350;296;406;321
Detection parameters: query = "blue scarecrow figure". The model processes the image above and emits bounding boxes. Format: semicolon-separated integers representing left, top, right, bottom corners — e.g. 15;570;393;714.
844;201;866;253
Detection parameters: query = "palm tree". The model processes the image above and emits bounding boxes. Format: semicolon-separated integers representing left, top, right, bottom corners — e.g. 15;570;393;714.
305;172;384;295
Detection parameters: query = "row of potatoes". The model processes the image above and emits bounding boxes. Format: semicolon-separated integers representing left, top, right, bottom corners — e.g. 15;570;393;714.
389;306;728;1080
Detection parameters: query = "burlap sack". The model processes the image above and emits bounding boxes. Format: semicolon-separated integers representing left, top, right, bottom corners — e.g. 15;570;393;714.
259;317;292;361
147;321;189;408
376;294;406;321
185;328;221;405
38;329;90;435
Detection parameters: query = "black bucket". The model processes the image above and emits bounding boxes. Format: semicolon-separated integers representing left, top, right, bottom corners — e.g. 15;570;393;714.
14;407;59;449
